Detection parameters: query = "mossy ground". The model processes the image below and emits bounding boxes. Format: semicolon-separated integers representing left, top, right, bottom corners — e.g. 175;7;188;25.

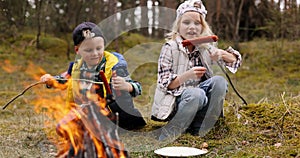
0;33;299;157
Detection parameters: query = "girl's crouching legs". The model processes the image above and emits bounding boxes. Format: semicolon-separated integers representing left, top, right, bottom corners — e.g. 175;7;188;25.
158;88;207;141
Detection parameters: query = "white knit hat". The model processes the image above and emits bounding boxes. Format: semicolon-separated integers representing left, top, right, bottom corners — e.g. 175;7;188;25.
176;0;207;19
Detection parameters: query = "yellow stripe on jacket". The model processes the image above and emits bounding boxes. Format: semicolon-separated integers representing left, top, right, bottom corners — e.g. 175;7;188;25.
66;51;119;106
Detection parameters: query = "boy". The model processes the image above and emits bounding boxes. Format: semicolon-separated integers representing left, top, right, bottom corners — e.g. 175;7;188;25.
40;22;146;130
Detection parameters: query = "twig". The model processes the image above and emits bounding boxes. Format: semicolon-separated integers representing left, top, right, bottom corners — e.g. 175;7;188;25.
279;92;292;132
238;110;258;127
280;92;291;115
205;45;248;105
216;61;248;105
2;79;104;110
2;81;44;110
57;78;103;85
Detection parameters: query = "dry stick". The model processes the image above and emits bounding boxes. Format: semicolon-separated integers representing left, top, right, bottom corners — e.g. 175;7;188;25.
2;79;104;110
279;92;292;132
216;61;248;105
55;78;103;84
206;46;247;105
2;81;44;110
112;71;121;96
182;36;247;105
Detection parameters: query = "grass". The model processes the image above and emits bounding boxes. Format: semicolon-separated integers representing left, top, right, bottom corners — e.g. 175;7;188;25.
0;33;299;157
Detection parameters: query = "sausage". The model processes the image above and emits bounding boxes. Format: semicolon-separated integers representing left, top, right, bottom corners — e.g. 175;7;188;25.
182;35;218;47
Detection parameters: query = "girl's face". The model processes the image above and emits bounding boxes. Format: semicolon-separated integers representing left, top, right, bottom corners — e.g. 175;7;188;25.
179;11;203;40
76;37;105;68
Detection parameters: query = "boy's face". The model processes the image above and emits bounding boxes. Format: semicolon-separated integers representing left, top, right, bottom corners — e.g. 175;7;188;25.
76;37;105;68
178;11;203;40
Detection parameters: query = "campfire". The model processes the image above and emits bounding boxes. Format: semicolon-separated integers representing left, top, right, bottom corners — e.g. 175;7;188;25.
54;100;129;158
2;60;129;158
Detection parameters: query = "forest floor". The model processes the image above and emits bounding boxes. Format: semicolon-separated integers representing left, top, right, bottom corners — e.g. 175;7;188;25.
0;33;299;157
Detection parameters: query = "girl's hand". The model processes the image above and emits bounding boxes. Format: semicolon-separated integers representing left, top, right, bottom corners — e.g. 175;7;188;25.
210;48;237;63
210;48;224;61
190;66;207;79
178;66;206;84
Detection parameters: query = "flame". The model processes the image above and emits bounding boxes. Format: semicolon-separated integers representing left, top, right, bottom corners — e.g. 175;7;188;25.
55;109;84;155
91;136;106;157
4;60;128;157
26;63;126;157
1;60;20;73
25;61;47;81
86;90;111;116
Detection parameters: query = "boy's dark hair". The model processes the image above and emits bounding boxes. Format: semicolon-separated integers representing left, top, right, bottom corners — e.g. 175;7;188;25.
72;22;106;46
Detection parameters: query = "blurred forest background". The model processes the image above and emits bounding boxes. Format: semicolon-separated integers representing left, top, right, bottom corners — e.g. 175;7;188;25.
1;0;299;54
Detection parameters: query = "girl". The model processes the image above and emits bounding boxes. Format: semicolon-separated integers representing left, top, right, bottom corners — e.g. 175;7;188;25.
151;0;242;141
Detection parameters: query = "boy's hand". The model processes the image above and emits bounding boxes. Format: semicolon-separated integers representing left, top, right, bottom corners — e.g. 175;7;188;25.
112;75;132;92
111;71;132;92
40;74;55;85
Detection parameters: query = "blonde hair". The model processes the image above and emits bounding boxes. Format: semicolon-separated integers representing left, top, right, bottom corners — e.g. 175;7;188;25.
165;13;214;41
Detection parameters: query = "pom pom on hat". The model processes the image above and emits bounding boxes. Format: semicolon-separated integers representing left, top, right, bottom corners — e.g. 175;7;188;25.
176;0;207;19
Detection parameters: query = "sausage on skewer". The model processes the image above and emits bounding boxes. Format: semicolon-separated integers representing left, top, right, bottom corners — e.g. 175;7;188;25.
182;35;218;47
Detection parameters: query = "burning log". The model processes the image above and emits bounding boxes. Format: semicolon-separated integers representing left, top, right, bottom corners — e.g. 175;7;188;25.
56;102;129;158
55;70;129;158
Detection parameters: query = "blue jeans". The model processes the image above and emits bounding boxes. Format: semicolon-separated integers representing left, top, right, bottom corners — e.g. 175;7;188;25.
159;75;228;141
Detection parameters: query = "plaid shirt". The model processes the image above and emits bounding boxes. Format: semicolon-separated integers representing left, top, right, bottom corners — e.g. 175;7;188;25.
158;36;242;96
78;61;104;97
64;53;142;99
78;61;142;98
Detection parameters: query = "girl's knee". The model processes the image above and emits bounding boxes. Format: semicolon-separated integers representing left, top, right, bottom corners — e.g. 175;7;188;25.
182;88;202;100
212;76;227;91
212;76;226;83
181;88;207;108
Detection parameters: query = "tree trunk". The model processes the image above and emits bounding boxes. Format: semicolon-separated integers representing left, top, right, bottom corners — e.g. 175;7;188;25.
140;0;149;36
151;0;157;37
108;0;119;51
216;0;221;20
35;0;43;49
233;0;244;48
284;0;288;10
157;0;178;38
